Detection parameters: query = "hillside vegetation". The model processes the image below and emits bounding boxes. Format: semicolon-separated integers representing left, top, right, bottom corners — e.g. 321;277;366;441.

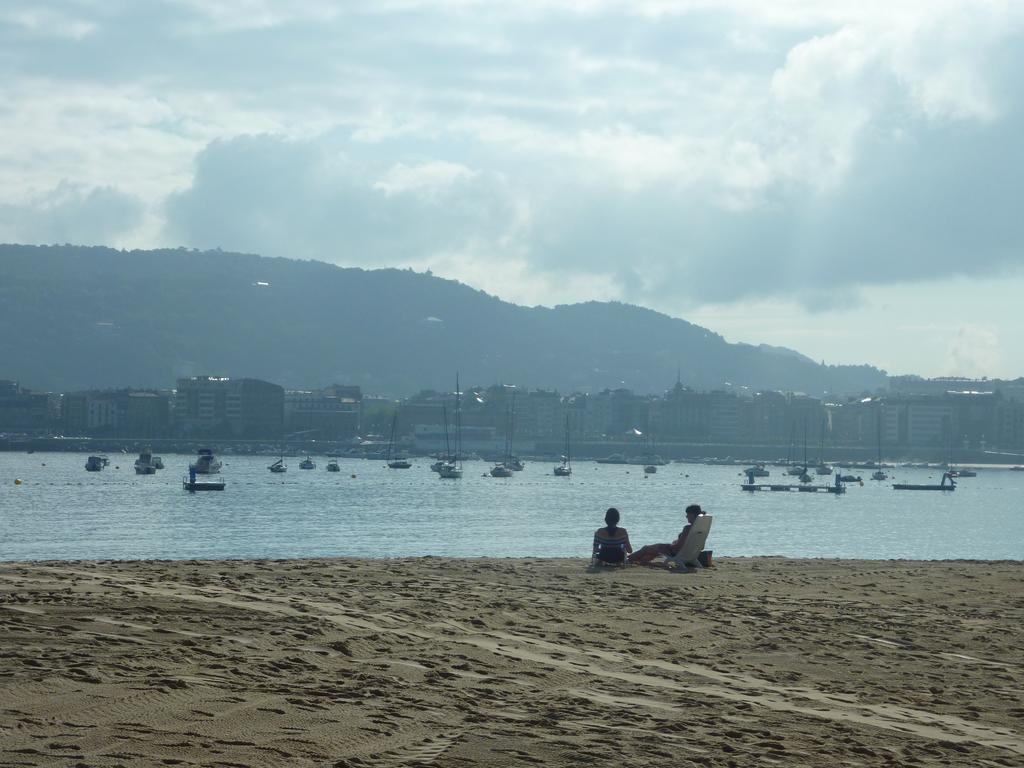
0;244;886;396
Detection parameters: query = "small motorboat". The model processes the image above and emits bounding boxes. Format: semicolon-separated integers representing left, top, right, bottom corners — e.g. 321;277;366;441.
85;455;105;472
135;449;157;475
490;464;513;477
644;465;657;474
190;448;222;475
299;456;316;470
326;459;340;472
152;456;164;470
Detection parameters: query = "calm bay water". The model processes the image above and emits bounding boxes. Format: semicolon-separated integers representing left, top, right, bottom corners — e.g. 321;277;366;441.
1;452;1022;562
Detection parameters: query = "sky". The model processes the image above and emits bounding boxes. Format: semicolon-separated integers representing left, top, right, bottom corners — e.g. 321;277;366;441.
1;0;1022;380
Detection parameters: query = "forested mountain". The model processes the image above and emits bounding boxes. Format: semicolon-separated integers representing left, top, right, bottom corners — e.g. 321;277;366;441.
0;245;886;396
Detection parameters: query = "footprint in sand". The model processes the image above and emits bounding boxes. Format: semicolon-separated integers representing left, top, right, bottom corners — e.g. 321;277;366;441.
359;732;461;766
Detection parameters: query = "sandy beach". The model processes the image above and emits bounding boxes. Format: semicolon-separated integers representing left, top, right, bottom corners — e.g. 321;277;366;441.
1;557;1022;767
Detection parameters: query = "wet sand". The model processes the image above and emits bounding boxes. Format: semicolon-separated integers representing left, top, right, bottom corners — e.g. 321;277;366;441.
1;557;1022;766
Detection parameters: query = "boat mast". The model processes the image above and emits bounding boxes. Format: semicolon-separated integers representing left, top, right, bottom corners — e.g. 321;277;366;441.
388;411;398;463
455;373;462;469
565;413;571;469
507;391;516;464
877;408;882;468
442;403;451;463
802;418;808;472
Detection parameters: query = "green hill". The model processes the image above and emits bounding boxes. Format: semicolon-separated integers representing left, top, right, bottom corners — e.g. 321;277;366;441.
0;244;886;396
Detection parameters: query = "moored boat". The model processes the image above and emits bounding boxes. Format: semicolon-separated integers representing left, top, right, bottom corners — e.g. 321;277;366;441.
134;449;157;475
554;415;572;477
438;461;462;479
190;448;222;475
385;411;412;469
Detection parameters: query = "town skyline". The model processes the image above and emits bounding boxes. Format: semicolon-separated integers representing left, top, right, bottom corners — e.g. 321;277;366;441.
4;372;1023;457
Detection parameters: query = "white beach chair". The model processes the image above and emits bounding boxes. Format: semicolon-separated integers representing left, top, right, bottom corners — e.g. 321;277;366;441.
663;515;713;570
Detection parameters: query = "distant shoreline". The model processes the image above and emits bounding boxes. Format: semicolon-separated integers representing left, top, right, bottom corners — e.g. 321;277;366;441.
4;438;1023;466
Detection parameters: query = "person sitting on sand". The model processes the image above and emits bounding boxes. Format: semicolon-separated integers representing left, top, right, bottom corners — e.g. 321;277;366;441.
628;504;704;565
592;507;633;565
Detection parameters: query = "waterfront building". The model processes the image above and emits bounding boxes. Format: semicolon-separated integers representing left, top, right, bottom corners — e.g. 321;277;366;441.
285;385;361;439
0;380;55;434
173;376;283;438
61;388;170;437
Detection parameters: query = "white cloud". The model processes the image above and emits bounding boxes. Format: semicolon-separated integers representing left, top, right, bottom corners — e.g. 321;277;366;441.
946;325;1000;378
3;0;1024;376
1;6;96;39
373;161;478;197
0;181;144;245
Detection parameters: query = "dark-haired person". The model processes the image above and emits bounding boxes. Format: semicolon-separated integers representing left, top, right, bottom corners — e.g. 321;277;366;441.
592;507;633;565
627;504;704;565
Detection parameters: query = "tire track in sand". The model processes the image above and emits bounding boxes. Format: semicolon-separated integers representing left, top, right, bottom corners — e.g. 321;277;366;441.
32;565;1024;759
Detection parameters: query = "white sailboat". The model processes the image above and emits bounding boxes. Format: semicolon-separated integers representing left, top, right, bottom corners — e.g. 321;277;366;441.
814;419;833;475
798;419;812;483
491;394;516;477
439;375;463;479
871;408;887;481
554;414;572;476
386;410;412;469
269;440;287;473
